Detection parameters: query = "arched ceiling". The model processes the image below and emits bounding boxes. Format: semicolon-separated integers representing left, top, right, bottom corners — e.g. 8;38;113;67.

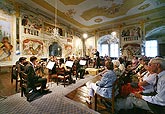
15;0;165;32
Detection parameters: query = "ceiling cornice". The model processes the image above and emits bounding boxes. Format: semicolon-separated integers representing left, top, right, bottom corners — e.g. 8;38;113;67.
32;0;86;28
30;0;164;32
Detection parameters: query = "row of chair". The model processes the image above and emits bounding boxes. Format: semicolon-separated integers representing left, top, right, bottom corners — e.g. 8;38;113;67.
11;64;77;94
49;67;70;87
11;65;44;98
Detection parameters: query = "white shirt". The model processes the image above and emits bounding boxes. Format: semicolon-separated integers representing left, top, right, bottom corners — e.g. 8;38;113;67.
142;70;165;106
119;63;125;72
142;72;157;93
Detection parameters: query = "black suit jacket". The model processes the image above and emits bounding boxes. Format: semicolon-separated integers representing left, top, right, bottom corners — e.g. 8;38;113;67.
24;62;39;89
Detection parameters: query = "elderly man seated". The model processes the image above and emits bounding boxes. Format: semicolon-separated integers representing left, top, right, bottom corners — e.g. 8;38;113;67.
115;57;165;114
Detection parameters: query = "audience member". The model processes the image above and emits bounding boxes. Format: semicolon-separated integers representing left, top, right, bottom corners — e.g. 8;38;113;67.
115;57;165;114
86;61;117;104
112;60;122;77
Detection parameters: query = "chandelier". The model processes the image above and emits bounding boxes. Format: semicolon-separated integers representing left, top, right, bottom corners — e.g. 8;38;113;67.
51;27;60;38
51;0;60;39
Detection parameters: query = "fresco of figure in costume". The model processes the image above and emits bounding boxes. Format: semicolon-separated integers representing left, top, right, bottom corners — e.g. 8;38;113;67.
0;37;13;61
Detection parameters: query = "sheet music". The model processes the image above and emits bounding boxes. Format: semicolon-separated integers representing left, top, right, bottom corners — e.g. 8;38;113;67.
79;60;86;65
65;61;74;68
46;61;55;70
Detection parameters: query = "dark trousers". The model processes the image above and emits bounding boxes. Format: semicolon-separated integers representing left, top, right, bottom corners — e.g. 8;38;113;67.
78;68;85;78
36;77;47;89
96;57;100;68
66;70;74;83
147;102;165;114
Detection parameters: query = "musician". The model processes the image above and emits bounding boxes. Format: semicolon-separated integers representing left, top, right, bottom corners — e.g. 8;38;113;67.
24;56;49;93
58;58;75;84
73;57;85;79
93;49;100;68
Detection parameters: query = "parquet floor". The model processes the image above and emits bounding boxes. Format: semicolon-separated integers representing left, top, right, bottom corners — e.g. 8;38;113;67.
1;66;110;113
66;76;111;114
0;66;17;97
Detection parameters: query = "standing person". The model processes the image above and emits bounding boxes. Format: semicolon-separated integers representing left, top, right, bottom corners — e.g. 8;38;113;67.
86;61;117;104
24;56;49;93
93;49;100;68
116;57;165;114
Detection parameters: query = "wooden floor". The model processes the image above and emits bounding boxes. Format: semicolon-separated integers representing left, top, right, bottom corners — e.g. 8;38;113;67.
66;76;111;114
0;66;110;113
0;66;17;97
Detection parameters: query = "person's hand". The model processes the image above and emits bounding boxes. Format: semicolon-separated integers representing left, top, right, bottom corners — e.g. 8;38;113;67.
134;92;142;99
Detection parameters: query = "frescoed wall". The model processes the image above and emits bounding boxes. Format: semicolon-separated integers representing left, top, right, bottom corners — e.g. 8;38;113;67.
0;11;13;61
22;39;44;56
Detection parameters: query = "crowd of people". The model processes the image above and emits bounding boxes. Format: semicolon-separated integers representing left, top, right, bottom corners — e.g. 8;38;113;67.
14;55;88;100
74;53;165;114
14;53;165;113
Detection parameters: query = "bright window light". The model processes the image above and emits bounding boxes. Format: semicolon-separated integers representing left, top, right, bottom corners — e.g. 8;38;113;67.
110;44;119;57
145;40;158;57
101;44;108;56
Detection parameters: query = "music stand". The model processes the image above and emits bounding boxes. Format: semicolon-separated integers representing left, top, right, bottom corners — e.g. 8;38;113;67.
65;61;74;68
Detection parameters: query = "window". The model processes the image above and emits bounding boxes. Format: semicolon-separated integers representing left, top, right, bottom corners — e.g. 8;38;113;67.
145;40;158;57
110;44;119;57
101;44;108;56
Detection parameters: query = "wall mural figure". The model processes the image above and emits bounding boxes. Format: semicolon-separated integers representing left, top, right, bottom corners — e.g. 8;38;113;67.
0;37;13;61
122;43;141;60
23;39;43;56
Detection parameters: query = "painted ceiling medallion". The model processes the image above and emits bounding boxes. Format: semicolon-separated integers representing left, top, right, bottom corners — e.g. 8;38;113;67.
65;9;76;18
100;0;123;15
138;4;150;10
94;18;103;23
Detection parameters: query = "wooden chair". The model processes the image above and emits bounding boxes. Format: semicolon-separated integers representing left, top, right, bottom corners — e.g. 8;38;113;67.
11;65;21;92
19;72;42;98
56;67;70;87
94;79;119;114
72;64;79;80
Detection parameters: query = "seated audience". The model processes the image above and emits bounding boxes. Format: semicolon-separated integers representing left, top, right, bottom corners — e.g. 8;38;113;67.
120;60;157;97
131;56;139;69
138;61;157;95
86;61;117;104
112;60;122;77
118;57;126;73
115;57;165;114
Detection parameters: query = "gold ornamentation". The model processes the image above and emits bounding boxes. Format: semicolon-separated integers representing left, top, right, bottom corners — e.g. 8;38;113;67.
65;9;76;18
94;18;103;23
138;4;150;10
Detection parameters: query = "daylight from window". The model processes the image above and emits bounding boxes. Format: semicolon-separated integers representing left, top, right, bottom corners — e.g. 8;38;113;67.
145;40;158;57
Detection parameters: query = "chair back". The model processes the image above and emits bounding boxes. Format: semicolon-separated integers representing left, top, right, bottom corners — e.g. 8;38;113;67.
19;72;28;86
95;78;119;114
56;67;65;76
11;65;18;80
